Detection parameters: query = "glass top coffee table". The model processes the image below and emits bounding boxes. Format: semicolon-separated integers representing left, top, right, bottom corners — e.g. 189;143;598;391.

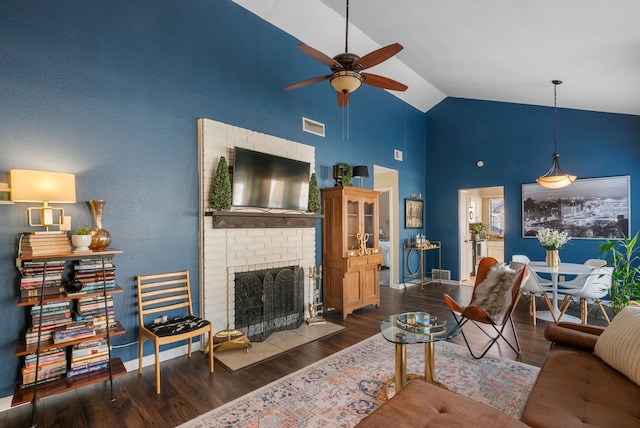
380;312;461;393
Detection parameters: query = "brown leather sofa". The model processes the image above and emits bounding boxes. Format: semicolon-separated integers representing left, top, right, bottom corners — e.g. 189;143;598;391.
357;322;640;428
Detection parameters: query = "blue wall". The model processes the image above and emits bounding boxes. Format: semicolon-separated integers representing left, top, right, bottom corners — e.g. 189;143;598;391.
425;97;640;278
0;0;426;398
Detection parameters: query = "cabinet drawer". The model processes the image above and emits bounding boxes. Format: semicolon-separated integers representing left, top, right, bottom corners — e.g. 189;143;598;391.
367;254;383;265
348;257;368;268
347;254;383;268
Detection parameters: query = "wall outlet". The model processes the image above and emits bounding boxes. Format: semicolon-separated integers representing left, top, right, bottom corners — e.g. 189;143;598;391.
559;275;566;282
59;215;71;231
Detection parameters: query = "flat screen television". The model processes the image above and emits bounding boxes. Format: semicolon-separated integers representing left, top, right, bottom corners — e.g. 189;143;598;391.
232;147;310;211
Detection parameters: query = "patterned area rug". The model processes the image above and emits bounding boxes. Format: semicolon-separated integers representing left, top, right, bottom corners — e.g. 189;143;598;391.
179;333;539;427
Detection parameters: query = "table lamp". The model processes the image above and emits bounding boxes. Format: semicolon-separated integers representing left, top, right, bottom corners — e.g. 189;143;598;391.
10;169;76;230
353;165;369;188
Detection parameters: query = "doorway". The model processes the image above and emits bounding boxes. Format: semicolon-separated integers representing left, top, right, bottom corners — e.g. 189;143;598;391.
458;186;504;284
374;165;399;288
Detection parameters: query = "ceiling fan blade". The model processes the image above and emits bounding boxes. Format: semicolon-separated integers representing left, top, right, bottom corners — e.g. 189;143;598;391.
284;75;330;91
337;91;351;108
353;43;403;70
297;44;343;68
361;73;408;91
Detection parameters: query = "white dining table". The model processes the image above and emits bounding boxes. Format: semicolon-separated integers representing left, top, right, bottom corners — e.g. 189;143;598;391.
528;261;592;323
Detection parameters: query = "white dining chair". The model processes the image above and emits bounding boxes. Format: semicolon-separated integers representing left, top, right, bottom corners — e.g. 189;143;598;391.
557;266;613;325
558;259;608;289
511;256;556;325
512;255;553;287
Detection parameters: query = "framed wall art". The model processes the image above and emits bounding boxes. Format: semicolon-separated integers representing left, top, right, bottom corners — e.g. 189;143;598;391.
522;175;630;239
405;198;423;229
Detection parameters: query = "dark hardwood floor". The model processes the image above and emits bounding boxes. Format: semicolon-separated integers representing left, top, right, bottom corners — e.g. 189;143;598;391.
1;282;609;428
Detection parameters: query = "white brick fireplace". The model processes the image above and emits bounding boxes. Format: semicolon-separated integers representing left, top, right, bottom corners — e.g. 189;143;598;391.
198;118;317;334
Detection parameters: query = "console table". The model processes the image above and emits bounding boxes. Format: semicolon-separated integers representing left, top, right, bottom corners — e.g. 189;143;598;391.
403;241;442;289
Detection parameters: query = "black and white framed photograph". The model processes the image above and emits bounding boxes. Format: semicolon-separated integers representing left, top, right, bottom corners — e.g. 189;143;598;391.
522;175;630;239
405;198;423;229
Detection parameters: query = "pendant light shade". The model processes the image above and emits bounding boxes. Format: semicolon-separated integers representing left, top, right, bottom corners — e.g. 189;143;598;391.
536;80;576;189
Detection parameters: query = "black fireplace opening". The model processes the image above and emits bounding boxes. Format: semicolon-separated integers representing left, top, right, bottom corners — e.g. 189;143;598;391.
234;266;305;342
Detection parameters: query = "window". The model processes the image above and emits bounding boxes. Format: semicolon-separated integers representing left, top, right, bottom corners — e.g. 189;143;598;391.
489;198;504;235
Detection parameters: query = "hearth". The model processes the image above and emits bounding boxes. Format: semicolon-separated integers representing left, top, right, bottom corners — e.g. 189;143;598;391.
234;266;305;341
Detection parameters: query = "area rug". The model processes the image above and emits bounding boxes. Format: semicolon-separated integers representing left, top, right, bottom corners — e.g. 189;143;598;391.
215;322;345;371
179;333;539;427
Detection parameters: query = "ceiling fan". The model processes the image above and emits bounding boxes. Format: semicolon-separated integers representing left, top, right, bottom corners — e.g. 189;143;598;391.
284;0;408;108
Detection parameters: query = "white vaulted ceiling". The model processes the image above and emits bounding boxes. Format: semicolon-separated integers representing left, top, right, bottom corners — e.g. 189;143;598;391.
232;0;640;115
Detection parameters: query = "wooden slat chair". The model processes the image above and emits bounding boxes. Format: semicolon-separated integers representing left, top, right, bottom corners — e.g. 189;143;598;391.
136;270;214;394
444;257;528;359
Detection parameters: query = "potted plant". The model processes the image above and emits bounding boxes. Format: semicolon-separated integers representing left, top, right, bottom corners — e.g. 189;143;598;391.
597;231;640;314
307;173;321;213
339;163;352;186
471;223;487;240
71;225;92;252
211;156;232;210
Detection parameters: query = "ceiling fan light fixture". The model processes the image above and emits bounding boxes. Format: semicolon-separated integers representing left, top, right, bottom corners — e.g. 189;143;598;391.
330;70;362;93
536;80;576;189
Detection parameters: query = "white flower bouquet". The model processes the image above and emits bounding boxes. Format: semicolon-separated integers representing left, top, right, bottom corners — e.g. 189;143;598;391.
536;228;571;250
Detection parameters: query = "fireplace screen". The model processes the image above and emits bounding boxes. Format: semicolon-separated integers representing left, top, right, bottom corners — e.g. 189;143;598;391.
234;266;304;341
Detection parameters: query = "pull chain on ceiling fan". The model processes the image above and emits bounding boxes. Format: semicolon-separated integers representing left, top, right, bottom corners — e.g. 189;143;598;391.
284;0;408;108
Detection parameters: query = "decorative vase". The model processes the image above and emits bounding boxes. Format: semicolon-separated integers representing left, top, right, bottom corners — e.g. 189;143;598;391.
546;250;560;268
89;200;112;250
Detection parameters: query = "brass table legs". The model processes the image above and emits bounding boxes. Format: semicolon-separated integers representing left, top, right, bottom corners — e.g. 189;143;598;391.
391;341;448;395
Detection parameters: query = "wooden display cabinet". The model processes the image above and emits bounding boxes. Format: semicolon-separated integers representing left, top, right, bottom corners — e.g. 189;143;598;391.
321;186;383;318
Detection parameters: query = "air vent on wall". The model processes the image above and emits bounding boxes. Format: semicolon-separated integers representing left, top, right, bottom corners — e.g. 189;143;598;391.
302;117;325;137
432;269;451;281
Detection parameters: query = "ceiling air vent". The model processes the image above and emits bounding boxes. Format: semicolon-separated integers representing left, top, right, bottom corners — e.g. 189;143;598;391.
302;117;325;137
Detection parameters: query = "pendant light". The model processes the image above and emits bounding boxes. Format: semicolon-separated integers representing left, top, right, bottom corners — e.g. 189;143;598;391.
536;80;576;189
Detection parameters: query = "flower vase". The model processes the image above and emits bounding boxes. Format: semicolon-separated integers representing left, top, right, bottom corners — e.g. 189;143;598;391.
89;200;112;250
545;250;560;268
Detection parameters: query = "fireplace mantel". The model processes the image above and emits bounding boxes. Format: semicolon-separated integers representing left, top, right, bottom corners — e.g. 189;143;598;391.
205;210;323;229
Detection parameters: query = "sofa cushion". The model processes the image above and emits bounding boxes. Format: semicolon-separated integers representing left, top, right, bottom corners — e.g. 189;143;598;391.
356;380;527;428
521;343;640;427
594;305;640;386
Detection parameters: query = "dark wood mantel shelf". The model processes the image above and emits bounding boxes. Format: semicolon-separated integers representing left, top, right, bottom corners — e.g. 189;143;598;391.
205;210;323;229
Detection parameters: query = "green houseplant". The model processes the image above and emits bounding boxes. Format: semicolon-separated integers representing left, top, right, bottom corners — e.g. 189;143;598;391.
471;222;487;239
211;156;232;210
71;225;92;251
339;162;352;186
597;231;640;314
307;173;321;213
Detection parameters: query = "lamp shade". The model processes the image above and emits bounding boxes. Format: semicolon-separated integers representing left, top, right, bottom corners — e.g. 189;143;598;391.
10;169;76;203
353;166;369;178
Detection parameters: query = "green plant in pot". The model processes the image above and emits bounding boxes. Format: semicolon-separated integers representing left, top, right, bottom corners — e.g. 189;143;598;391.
307;173;321;213
211;156;232;210
597;231;640;314
339;163;352;186
72;225;93;252
471;223;487;239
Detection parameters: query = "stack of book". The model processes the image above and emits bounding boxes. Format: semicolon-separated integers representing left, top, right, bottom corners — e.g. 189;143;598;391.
20;232;71;256
73;257;116;292
67;338;109;378
27;302;72;344
19;260;66;299
76;295;116;330
21;348;67;388
53;321;95;344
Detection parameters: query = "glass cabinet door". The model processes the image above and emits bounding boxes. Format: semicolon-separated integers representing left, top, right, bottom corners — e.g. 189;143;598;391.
346;199;359;252
363;201;375;249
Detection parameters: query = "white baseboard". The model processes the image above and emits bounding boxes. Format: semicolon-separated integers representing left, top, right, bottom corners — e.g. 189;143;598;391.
0;341;203;414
